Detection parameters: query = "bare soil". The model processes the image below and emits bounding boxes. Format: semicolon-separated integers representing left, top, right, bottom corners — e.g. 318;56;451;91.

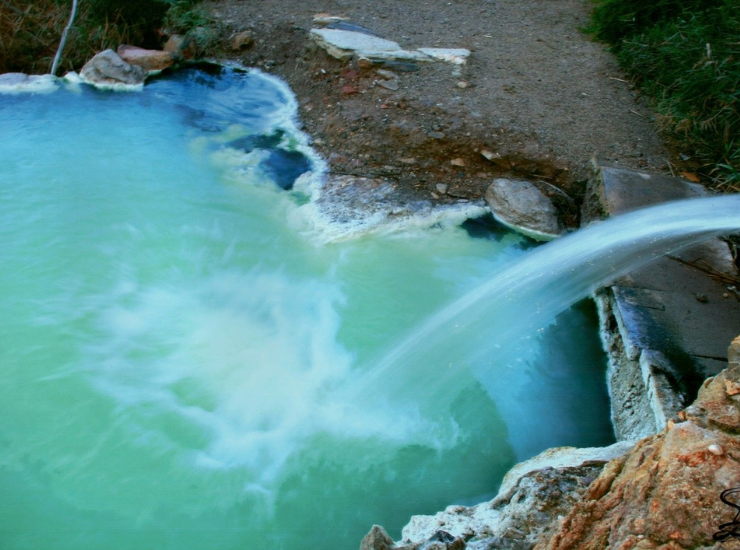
203;0;673;225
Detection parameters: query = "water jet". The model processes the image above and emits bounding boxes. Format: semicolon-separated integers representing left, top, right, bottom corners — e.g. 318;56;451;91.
0;65;737;549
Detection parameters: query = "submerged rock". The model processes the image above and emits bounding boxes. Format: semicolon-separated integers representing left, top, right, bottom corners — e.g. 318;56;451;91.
484;178;561;241
260;149;312;190
80;49;146;87
117;45;174;72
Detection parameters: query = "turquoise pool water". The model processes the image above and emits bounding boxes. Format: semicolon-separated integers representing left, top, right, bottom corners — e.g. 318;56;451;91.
0;66;613;549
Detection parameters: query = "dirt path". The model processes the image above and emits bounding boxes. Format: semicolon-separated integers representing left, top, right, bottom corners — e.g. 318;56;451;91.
204;0;671;224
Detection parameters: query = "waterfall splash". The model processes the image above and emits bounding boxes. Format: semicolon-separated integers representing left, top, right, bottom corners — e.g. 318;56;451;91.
348;195;740;416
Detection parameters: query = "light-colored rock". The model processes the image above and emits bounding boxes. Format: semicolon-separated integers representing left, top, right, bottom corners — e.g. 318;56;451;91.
417;48;471;65
730;335;740;368
0;73;58;94
299;174;487;242
436;184;448;195
497;441;636;498
80;49;146;88
360;50;433;62
117;45;174;72
376;69;398;80
400;442;634;549
310;28;403;60
485;178;561;241
313;13;348;26
310;28;434;63
377;79;399;91
0;73;28;86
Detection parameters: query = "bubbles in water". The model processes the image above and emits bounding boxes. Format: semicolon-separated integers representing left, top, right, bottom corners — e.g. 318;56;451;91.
84;270;449;488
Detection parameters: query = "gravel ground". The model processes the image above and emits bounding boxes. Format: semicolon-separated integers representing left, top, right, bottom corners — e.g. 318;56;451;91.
203;0;674;224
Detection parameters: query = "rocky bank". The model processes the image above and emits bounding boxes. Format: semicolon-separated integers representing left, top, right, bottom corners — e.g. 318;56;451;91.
361;337;740;550
5;0;739;546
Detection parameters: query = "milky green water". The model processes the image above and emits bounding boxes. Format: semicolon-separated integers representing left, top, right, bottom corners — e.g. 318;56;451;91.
0;67;613;549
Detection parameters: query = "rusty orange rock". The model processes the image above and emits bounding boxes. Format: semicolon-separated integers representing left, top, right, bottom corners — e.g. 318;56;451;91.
535;365;740;550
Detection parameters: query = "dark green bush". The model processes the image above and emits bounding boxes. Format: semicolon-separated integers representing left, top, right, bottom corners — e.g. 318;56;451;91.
0;0;204;74
589;0;740;190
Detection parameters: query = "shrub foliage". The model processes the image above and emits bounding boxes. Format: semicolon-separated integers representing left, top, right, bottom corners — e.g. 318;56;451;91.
0;0;201;75
589;0;740;189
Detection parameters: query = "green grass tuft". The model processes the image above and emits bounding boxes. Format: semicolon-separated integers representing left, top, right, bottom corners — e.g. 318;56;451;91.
588;0;740;191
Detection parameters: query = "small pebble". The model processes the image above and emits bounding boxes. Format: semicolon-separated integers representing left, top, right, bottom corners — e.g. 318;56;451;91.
708;444;724;456
450;158;466;167
436;183;449;194
456;81;468;88
376;79;399;91
431;192;440;199
376;69;397;80
695;294;708;303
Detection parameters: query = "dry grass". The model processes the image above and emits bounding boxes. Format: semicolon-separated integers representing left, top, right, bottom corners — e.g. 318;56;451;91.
0;0;171;74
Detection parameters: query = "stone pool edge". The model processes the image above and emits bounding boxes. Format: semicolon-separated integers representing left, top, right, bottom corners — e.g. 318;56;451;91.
359;164;740;550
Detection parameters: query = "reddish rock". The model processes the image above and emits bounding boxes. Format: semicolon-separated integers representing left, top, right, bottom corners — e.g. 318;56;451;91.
117;45;174;72
536;363;740;550
231;30;255;51
163;34;184;53
341;85;358;95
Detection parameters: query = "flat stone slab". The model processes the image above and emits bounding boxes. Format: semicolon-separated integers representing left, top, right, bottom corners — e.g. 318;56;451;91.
612;286;740;372
310;28;407;60
417;47;471;65
595;165;706;216
309;28;470;65
588;163;740;434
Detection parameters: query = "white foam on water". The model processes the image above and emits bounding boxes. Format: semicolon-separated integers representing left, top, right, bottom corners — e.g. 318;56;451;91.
82;268;451;488
0;73;59;95
289;185;489;244
348;195;740;413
